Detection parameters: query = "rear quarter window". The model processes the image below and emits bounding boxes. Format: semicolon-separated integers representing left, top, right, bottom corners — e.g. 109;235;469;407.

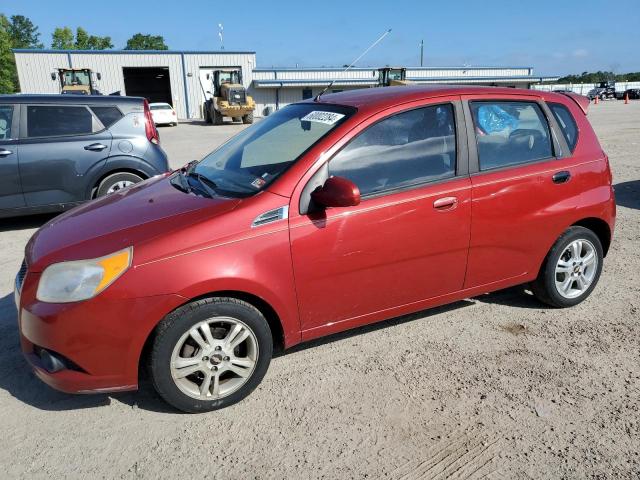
548;103;578;152
470;101;553;171
90;106;124;128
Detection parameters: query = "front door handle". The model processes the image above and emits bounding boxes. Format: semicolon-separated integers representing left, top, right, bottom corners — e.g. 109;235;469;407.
552;171;571;184
0;148;13;157
84;143;108;152
433;196;458;211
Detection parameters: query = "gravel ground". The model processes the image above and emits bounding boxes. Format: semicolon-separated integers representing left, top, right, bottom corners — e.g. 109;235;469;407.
0;103;638;479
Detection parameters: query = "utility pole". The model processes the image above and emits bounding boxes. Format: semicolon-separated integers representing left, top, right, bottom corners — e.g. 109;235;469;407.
419;39;424;67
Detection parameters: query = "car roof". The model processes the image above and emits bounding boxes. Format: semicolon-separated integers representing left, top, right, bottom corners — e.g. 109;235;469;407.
0;94;144;105
309;85;571;113
149;102;171;106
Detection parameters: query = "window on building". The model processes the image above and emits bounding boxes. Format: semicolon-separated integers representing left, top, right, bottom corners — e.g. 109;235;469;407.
27;105;99;137
90;106;124;128
302;88;313;100
470;101;553;171
548;102;578;152
329;104;457;197
0;106;13;140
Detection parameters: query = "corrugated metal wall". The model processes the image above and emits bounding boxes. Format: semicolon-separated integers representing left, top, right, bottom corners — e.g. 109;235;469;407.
14;51;256;119
533;82;640;94
15;52;71;94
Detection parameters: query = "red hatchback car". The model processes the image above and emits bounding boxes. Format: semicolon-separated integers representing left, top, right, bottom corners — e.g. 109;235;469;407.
15;86;615;412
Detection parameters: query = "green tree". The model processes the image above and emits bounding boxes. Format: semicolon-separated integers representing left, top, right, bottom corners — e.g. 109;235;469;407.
8;14;43;49
51;27;74;49
0;15;17;93
124;33;168;50
51;26;112;50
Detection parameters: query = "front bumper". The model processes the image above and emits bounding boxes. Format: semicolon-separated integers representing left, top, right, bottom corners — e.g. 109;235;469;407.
15;269;186;394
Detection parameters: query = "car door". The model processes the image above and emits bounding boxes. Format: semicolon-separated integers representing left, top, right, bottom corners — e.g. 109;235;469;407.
18;104;112;207
0;104;25;210
461;94;583;288
289;98;472;340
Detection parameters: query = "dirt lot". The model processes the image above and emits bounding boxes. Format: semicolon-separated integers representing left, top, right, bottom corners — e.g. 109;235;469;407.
0;104;638;479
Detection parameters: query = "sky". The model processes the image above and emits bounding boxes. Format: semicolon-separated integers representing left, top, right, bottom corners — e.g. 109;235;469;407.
5;0;640;76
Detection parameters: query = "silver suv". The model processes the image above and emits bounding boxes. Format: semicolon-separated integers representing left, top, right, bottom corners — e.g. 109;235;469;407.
0;94;169;218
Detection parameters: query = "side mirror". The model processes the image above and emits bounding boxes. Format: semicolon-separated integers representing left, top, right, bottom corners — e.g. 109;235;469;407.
311;176;360;208
51;72;57;81
96;72;102;80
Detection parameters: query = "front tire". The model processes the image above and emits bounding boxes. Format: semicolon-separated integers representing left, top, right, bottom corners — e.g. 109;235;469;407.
242;112;254;124
148;298;273;413
96;172;143;197
212;109;223;125
531;226;603;307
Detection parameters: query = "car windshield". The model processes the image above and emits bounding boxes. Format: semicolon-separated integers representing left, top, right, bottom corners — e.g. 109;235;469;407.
190;103;354;197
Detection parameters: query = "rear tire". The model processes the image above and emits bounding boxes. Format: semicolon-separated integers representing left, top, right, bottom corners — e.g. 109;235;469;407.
148;297;273;413
203;104;211;124
212;109;223;125
242;112;254;124
96;172;143;197
531;226;603;308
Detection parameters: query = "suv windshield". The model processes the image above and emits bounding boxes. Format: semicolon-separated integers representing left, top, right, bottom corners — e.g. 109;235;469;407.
190;103;354;197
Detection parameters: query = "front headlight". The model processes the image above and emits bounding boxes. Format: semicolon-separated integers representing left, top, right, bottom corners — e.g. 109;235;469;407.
36;248;132;303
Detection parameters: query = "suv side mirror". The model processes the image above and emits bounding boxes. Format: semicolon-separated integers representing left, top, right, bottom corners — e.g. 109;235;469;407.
311;176;360;208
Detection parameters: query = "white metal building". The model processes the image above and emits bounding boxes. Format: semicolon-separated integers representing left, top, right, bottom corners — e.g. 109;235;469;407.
13;49;556;119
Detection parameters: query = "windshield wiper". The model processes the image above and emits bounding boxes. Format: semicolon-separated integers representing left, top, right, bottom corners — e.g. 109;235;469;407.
187;171;219;198
169;171;192;193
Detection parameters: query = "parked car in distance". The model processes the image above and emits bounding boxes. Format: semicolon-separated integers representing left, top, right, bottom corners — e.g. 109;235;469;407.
587;81;616;100
15;86;615;413
622;88;640;100
149;102;178;126
0;95;169;218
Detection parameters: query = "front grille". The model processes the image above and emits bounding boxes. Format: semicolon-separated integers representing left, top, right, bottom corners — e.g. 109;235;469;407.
16;259;27;292
228;89;246;105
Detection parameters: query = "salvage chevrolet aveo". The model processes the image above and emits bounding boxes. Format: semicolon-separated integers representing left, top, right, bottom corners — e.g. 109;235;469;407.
15;86;615;412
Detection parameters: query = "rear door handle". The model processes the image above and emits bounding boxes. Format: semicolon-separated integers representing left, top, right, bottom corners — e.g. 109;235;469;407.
552;171;571;184
0;148;12;157
433;196;458;211
84;143;108;151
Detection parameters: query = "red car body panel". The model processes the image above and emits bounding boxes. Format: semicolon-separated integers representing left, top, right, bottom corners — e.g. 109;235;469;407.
15;86;615;394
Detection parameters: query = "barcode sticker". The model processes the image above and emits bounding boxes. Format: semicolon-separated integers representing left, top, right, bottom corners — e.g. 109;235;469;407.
301;111;345;125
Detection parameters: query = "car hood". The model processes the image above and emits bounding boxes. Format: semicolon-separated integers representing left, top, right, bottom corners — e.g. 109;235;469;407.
26;175;241;271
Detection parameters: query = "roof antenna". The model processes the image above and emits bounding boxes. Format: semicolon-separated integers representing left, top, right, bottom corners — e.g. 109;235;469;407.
315;28;392;102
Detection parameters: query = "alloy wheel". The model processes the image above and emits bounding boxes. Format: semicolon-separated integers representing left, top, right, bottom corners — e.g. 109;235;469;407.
169;317;259;400
554;239;598;299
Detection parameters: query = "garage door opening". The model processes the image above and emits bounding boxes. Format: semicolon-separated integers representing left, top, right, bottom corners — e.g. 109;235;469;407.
123;67;172;105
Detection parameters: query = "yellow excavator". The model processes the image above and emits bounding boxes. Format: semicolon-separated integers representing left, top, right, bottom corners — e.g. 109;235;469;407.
202;69;255;125
53;68;101;95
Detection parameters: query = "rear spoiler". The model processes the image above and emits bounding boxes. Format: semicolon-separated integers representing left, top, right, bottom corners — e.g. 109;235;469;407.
559;92;590;115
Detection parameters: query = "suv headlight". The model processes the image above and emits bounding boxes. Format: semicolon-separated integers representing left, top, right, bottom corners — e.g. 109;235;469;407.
36;248;132;303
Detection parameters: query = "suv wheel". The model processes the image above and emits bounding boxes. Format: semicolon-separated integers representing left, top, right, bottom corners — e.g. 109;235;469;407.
532;226;603;307
148;298;273;413
97;172;143;197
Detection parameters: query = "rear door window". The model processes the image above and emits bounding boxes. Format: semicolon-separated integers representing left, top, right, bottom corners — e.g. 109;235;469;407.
90;106;123;128
470;101;553;171
26;105;100;138
548;103;578;152
329;104;457;196
0;105;13;140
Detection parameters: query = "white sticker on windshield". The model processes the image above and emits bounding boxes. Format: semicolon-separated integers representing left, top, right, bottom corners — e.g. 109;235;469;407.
301;111;345;125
